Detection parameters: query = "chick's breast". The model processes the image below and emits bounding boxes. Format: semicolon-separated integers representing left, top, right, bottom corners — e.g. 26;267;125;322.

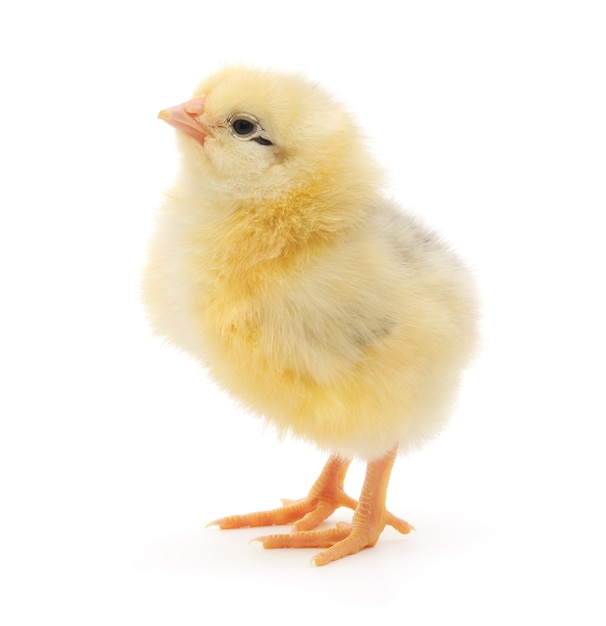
143;67;476;462
145;194;476;462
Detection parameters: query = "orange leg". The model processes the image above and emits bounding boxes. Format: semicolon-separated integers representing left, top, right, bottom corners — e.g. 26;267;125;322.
255;447;413;566
208;455;357;531
209;448;413;565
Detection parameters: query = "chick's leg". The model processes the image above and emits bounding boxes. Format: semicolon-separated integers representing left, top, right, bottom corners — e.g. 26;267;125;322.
208;455;357;531
256;447;413;566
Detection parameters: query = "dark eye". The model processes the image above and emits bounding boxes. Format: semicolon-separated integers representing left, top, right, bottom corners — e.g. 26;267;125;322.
231;118;256;136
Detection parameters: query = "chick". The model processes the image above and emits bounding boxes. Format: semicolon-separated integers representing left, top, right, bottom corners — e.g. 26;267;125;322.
142;66;477;566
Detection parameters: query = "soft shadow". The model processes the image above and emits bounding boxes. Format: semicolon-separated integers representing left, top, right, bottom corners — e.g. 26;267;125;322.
129;509;493;607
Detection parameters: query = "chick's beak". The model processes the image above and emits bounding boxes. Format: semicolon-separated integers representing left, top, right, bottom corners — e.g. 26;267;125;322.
158;96;210;144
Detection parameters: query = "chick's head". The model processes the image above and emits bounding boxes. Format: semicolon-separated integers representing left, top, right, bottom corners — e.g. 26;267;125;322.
159;66;383;205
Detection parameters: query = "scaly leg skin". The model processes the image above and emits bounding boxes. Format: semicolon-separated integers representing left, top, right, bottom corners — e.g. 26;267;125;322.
208;452;411;537
254;447;414;566
208;455;356;531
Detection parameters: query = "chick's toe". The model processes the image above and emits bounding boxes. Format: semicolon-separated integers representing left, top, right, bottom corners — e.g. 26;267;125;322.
254;447;412;566
208;455;355;531
209;452;411;551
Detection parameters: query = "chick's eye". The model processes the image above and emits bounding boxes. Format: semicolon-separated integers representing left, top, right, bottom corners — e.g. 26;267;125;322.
232;118;256;136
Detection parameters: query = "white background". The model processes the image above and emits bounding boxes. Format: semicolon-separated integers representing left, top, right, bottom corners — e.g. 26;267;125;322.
1;1;605;623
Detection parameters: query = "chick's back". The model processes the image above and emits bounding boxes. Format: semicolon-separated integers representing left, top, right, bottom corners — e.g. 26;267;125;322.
143;67;477;461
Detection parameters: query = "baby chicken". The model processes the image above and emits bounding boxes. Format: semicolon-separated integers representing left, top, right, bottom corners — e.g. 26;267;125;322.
142;66;477;566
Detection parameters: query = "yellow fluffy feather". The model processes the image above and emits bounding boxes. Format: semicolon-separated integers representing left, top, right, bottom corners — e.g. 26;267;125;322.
142;66;477;564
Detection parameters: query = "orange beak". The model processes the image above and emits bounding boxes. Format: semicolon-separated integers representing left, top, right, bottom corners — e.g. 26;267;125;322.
158;96;209;144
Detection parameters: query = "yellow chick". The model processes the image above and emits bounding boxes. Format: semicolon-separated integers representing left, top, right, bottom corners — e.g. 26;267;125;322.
142;66;477;566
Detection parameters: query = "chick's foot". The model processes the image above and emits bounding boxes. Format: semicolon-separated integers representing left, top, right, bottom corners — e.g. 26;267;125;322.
208;455;356;531
253;447;414;566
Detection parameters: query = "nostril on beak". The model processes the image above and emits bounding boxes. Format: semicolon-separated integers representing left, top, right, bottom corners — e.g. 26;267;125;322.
183;96;206;117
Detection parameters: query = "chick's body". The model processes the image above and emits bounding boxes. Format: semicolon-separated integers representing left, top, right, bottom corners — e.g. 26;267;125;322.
143;67;477;564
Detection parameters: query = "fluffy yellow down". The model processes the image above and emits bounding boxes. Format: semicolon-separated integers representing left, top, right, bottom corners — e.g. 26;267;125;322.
142;66;477;461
